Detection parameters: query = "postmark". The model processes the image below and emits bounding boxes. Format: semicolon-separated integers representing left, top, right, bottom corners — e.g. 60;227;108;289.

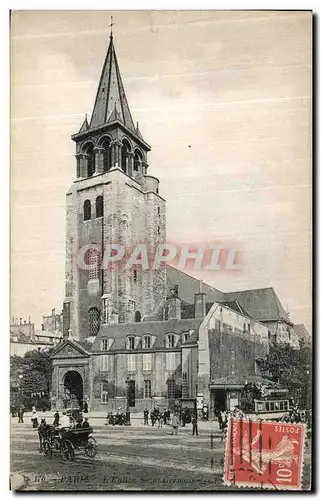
223;418;305;490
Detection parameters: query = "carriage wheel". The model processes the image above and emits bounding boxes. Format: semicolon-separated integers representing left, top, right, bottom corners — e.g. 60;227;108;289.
84;436;97;458
43;440;52;459
61;439;75;461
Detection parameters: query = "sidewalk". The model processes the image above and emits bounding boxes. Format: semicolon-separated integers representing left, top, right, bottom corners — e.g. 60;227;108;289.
17;411;220;431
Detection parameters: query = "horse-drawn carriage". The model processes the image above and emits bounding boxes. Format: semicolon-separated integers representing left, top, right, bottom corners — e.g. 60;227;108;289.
40;425;97;461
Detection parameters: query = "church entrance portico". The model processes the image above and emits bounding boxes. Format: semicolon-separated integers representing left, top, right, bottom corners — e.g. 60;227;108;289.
50;340;91;410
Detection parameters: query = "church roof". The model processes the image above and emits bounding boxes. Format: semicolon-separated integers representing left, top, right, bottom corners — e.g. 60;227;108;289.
293;324;310;342
89;35;136;133
224;287;290;323
166;266;224;304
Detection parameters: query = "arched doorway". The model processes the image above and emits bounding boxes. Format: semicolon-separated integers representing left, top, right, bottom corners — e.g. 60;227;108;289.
64;371;83;409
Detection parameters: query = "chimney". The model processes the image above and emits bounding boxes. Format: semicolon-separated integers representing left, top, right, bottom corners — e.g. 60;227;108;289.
194;293;206;318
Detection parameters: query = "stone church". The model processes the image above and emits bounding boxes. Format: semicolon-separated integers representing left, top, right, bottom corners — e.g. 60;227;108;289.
50;32;300;414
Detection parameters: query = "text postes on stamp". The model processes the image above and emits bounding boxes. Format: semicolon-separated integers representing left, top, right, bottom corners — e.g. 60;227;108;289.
223;418;305;490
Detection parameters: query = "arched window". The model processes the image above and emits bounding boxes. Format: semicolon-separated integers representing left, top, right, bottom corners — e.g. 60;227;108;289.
166;334;175;348
96;196;103;218
88;307;100;336
134;150;142;173
85;144;95;177
84;200;91;221
121;139;131;174
135;311;141;323
101;138;112;172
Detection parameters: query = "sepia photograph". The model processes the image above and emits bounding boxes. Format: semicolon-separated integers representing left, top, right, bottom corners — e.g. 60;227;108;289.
10;10;312;491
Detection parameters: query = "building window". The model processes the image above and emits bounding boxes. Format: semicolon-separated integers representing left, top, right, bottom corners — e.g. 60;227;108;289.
133;269;137;282
166;352;176;371
101;297;110;324
248;323;251;334
183;333;189;343
101;381;108;403
88;307;100;336
100;354;109;372
143;336;151;349
158;207;160;216
84;200;91;221
127;336;135;350
143;353;152;371
101;338;109;351
166;334;175;348
144;380;152;399
127;354;136;372
96;196;103;218
88;248;100;281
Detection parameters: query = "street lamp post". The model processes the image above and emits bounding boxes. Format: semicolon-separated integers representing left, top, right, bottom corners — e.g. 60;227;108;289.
18;374;24;423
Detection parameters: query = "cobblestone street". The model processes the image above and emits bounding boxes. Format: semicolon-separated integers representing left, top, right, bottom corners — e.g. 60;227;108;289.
10;419;226;491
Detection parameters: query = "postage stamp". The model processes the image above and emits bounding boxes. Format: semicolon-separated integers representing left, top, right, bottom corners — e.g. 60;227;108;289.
223;418;306;490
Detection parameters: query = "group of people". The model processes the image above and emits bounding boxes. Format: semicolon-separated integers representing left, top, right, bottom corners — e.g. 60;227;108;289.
144;407;171;427
142;407;199;436
105;407;131;426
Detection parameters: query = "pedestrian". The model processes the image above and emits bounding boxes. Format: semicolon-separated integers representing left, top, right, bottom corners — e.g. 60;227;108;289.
18;404;24;423
59;411;71;429
151;410;155;427
192;413;198;436
38;417;47;452
82;417;90;428
163;410;167;426
171;412;179;435
84;400;88;413
53;410;60;426
32;412;39;428
144;408;149;425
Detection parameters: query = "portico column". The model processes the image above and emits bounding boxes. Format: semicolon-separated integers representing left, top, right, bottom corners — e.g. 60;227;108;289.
94;147;104;174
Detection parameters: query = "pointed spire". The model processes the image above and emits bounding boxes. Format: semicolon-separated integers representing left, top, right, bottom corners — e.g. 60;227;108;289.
136;121;144;140
79;114;89;133
89;34;136;132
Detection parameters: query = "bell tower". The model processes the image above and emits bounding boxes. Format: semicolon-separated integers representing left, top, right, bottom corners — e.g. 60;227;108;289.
63;33;166;340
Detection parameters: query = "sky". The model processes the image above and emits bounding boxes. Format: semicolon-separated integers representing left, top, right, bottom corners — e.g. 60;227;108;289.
10;10;312;333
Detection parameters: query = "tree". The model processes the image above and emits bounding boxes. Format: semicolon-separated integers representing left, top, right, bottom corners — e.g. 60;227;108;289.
258;339;312;408
10;348;53;410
